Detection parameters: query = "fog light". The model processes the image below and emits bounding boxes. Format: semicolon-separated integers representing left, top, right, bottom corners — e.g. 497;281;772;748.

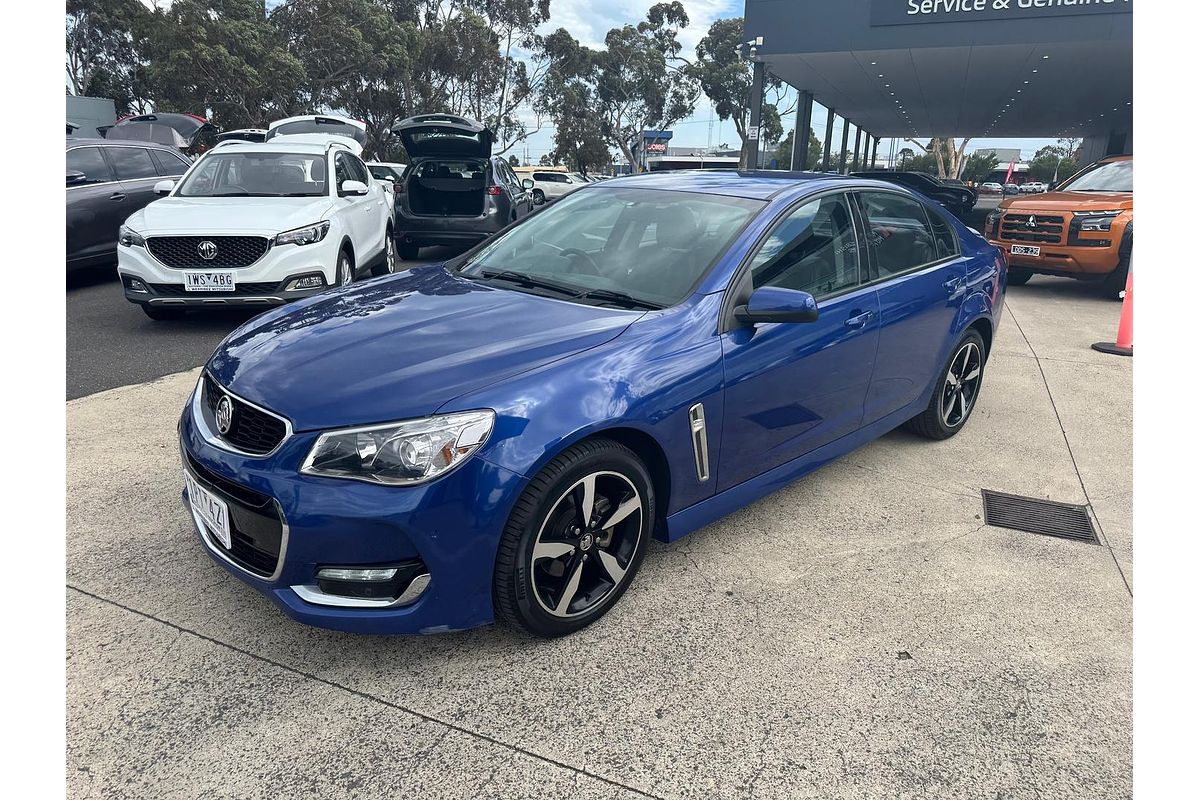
128;278;149;293
316;567;398;582
285;275;325;291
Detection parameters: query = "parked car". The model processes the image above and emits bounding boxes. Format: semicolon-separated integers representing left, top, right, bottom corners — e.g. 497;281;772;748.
367;161;408;225
67;137;193;273
390;114;533;259
117;137;395;320
851;170;976;218
216;129;267;144
1019;181;1046;194
108;113;221;157
265;115;367;148
1003;183;1020;195
985;155;1131;298
979;182;1003;194
526;169;588;205
180;169;1005;637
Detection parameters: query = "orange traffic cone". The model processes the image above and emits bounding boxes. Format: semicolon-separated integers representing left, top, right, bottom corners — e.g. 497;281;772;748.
1092;263;1132;357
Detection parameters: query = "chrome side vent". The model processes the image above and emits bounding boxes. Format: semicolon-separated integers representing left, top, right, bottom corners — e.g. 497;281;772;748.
689;403;710;481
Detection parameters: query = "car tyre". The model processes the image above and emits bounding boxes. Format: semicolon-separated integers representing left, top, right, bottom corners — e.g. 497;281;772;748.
141;305;184;321
493;438;654;638
372;229;397;277
1101;255;1129;301
336;248;354;286
532;189;545;205
1007;268;1033;286
904;329;987;441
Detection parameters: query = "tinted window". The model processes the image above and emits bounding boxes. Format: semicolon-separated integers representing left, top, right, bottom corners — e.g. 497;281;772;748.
266;118;367;146
66;146;114;184
926;207;960;260
347;154;371;184
749;193;861;298
335;153;351;186
855;191;937;278
368;165;402;181
107;147;158;180
150;148;190;176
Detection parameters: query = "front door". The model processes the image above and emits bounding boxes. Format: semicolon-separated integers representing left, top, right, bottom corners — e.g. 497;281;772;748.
66;145;125;267
718;191;880;491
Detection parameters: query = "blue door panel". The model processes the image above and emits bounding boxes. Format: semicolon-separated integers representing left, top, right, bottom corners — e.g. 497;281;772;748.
717;285;881;491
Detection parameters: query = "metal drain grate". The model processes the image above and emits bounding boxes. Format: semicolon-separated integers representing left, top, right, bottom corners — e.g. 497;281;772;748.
981;490;1099;544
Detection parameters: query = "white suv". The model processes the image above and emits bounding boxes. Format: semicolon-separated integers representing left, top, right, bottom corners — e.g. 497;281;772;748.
525;170;587;205
118;136;395;320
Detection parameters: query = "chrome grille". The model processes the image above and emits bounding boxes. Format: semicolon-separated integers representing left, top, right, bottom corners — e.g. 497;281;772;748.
202;373;289;455
999;214;1065;244
146;236;270;268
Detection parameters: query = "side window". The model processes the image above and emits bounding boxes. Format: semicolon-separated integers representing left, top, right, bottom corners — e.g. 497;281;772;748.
334;153;350;187
150;149;190;176
107;147;158;180
748;193;861;298
532;172;549;182
349;155;371;184
925;207;960;260
66;147;114;184
854;191;938;279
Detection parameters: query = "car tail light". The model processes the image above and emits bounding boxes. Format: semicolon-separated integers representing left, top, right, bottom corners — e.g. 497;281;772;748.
486;185;503;196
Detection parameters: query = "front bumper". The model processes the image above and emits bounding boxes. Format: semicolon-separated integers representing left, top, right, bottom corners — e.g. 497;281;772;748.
178;383;526;634
122;273;329;308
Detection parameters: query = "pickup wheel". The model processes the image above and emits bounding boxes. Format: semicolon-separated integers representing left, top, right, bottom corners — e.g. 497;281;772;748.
1007;268;1033;286
1101;255;1129;301
493;439;653;638
905;330;986;440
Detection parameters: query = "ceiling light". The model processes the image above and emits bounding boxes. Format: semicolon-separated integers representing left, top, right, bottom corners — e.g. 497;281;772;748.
1032;69;1038;73
1023;81;1029;84
870;61;877;65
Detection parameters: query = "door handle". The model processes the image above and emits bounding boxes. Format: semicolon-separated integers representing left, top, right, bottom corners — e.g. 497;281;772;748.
109;192;126;201
844;310;874;329
943;275;964;293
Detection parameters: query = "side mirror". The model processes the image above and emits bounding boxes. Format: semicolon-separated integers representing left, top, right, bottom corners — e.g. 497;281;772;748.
153;179;175;195
340;179;368;196
66;170;87;186
382;174;397;182
734;286;819;325
522;178;534;190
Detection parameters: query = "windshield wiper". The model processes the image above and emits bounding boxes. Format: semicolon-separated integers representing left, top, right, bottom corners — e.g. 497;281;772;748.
575;288;663;310
474;269;583;298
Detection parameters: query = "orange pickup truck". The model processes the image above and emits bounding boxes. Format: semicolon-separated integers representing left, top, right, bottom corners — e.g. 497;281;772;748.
985;155;1132;299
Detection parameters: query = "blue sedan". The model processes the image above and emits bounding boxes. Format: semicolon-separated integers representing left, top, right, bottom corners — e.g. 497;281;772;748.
180;170;1007;637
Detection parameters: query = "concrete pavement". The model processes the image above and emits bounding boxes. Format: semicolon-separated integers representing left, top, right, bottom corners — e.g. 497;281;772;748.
66;278;1131;799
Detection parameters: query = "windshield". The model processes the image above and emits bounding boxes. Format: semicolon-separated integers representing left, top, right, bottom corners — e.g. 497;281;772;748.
176;152;328;197
456;187;761;308
1060;159;1132;192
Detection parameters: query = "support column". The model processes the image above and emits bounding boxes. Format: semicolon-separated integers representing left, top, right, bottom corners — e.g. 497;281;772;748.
746;60;765;170
792;91;814;170
838;120;851;174
869;136;878;169
821;107;835;171
852;127;863;172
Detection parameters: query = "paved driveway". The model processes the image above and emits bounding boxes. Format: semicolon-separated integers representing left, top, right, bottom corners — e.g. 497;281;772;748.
66;278;1131;799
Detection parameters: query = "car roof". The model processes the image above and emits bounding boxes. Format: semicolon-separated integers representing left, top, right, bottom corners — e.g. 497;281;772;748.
598;169;853;200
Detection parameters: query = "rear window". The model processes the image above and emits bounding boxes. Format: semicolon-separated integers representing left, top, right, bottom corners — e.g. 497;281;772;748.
412;160;485;180
150;149;191;176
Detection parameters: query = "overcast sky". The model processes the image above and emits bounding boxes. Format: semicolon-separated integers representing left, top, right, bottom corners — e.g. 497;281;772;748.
252;0;1056;163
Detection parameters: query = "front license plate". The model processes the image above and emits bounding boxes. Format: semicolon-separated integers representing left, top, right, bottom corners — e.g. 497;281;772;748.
183;271;236;292
185;471;231;549
1011;245;1041;257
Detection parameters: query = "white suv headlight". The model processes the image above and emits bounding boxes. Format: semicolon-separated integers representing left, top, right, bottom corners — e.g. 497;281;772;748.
118;225;145;247
273;221;330;246
301;410;495;486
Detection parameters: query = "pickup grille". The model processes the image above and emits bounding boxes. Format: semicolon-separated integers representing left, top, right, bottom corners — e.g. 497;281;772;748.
999;214;1065;245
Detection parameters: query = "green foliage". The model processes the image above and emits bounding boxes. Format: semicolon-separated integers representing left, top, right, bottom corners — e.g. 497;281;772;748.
66;0;154;114
961;151;999;183
771;128;822;171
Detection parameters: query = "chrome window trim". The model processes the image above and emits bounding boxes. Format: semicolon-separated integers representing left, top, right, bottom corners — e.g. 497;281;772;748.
183;454;290;584
291;574;431;608
689;403;710;482
191;372;293;459
67;142;190;189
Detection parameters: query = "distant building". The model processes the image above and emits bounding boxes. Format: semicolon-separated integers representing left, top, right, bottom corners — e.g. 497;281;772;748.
66;95;116;139
973;147;1023;164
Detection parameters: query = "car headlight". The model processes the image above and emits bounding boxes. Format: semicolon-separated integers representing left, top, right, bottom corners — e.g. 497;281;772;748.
1074;210;1123;232
273;220;330;247
301;410;495;486
118;225;145;247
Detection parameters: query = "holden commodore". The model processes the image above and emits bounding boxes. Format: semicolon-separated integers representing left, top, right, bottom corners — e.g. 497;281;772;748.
180;170;1006;638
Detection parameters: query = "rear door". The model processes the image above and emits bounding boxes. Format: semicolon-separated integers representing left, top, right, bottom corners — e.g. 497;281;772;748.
853;190;967;425
717;191;881;490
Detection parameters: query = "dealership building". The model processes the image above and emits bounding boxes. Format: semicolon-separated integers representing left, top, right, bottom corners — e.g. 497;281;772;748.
741;0;1133;172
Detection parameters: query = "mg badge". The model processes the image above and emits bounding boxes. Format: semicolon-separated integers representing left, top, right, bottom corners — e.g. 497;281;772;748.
1026;215;1038;229
215;395;234;435
198;240;219;260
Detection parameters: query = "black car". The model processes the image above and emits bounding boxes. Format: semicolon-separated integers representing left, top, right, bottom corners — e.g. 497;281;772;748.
106;113;221;157
66;137;192;272
390;114;533;259
851;171;977;218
